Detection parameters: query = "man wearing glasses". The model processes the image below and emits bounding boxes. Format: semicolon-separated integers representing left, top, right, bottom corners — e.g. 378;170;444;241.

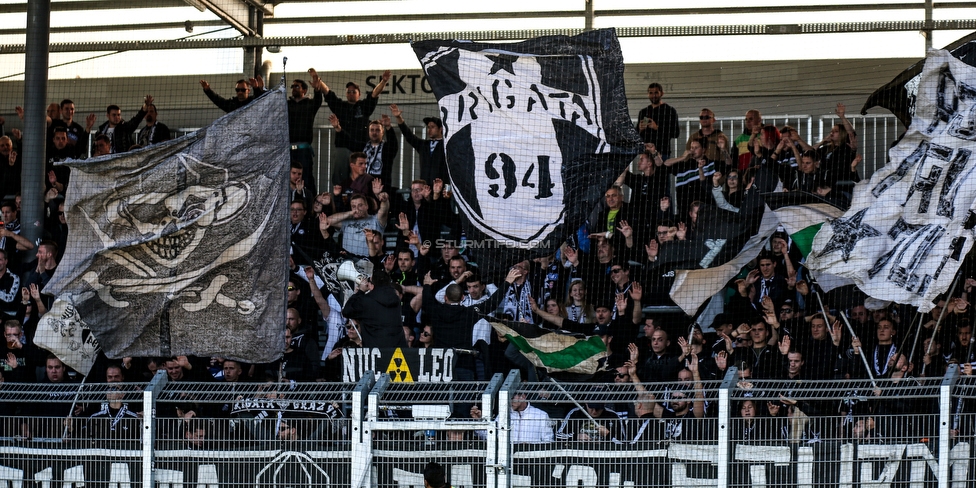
1;321;39;383
685;108;725;162
775;299;805;339
199;77;263;113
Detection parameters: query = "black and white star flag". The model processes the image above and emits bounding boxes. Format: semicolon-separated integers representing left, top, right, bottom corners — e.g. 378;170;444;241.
808;50;976;312
411;29;642;275
41;86;290;363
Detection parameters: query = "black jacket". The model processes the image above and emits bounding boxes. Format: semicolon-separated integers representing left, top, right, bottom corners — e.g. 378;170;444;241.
395;196;456;248
421;283;506;350
399;122;448;183
96;108;146;154
343;285;408;349
204;87;265;113
422;282;507;371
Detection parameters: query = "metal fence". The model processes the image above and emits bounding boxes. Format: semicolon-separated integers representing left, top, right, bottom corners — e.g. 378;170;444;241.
670;113;904;179
166;112;905;193
5;367;976;487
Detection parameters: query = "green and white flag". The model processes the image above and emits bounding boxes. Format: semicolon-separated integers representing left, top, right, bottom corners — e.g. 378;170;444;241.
764;192;845;257
490;320;608;375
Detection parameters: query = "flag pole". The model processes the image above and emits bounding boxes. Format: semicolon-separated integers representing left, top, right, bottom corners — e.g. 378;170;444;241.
883;311;923;380
838;308;881;391
812;288;878;390
686;299;711;354
547;378;597;423
920;274;961;377
906;310;926;369
61;373;89;440
896;311;921;372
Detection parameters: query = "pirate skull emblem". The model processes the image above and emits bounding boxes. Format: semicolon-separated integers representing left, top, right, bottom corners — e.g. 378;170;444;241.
110;183;248;268
92;154;250;273
50;317;76;338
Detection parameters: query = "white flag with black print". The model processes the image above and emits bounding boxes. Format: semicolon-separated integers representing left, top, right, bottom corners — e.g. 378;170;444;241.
41;86;290;362
807;50;976;312
34;299;101;374
411;28;642;275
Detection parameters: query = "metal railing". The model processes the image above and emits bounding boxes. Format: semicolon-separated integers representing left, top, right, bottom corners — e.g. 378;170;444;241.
167;113;905;193
4;367;973;487
667;113;904;179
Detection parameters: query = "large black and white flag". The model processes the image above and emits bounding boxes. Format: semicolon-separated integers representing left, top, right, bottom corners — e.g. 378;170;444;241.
41;87;290;362
808;50;976;312
861;32;976;127
411;29;642;274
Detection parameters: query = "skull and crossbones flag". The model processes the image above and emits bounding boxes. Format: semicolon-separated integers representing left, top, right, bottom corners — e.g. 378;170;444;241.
411;28;642;275
807;50;976;313
40;86;290;365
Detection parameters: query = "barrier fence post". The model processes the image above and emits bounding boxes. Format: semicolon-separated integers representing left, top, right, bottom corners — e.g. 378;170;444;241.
940;363;960;488
141;370;168;488
351;371;378;488
0;372;963;487
483;373;505;488
718;366;738;488
497;370;521;488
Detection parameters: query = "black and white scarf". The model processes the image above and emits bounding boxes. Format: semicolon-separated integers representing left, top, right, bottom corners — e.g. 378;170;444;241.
364;142;384;176
500;282;532;321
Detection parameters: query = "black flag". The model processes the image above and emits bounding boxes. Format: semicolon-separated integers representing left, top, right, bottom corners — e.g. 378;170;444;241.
42;87;290;363
411;28;643;277
861;32;976;126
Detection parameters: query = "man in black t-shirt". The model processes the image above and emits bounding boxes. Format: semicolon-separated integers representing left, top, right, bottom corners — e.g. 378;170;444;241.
635;83;680;159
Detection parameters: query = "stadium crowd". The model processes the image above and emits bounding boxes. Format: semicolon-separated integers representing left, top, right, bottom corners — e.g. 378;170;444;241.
0;73;970;449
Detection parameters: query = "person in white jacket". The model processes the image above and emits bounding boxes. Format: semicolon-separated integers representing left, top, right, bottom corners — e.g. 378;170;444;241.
510;392;554;444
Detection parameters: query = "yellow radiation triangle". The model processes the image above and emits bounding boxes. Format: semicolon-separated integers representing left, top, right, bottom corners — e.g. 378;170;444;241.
385;348;414;382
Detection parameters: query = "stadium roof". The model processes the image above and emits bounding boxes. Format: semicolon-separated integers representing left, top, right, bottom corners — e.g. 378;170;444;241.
0;0;975;77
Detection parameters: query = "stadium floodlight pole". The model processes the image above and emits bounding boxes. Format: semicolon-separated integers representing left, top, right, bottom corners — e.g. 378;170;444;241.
21;0;51;246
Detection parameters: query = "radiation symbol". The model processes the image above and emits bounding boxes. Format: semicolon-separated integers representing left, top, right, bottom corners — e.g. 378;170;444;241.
385;348;414;382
